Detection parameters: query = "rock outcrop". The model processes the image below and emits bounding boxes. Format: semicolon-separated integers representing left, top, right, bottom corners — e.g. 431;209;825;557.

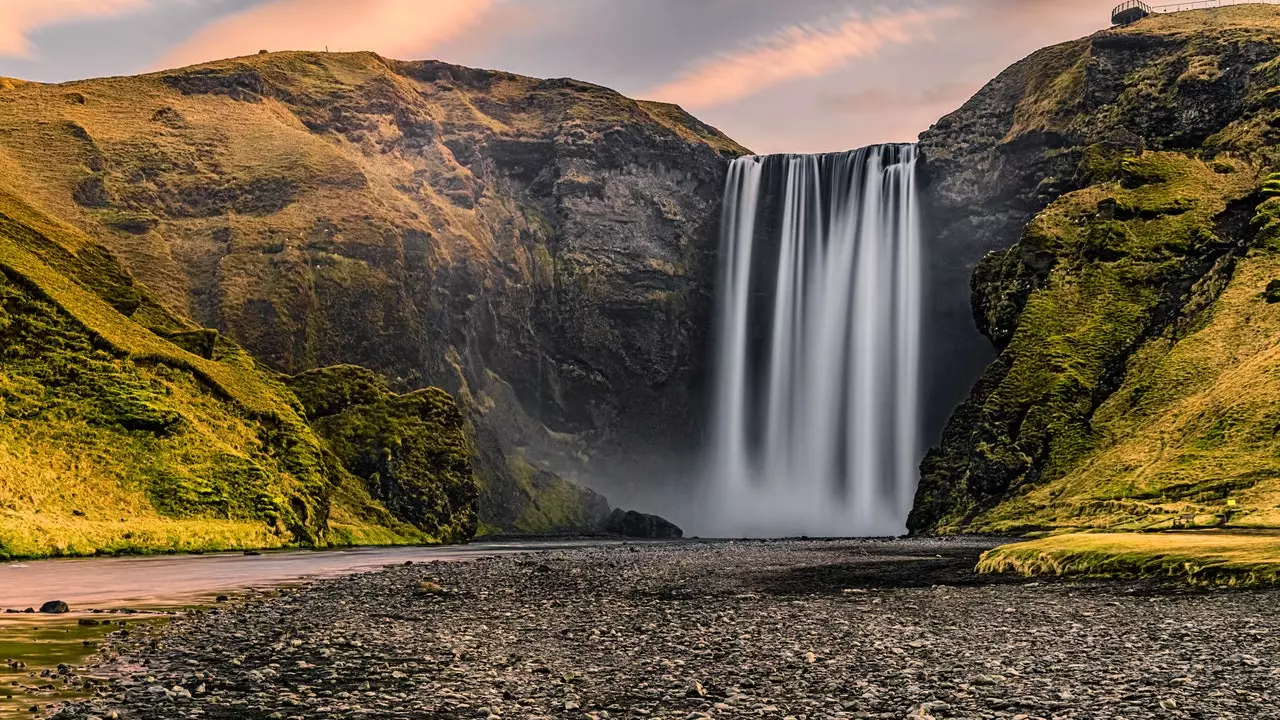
0;51;748;532
604;509;684;539
911;6;1280;533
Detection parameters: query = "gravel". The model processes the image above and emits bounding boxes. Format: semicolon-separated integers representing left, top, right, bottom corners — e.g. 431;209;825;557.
51;538;1280;719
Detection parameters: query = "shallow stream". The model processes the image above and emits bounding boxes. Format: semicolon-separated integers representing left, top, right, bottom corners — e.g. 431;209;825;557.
0;541;607;717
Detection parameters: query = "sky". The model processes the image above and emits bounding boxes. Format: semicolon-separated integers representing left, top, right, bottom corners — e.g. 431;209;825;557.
0;0;1120;153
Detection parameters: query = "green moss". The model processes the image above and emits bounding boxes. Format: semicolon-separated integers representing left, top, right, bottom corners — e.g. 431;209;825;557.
913;151;1261;533
505;451;605;533
288;365;479;543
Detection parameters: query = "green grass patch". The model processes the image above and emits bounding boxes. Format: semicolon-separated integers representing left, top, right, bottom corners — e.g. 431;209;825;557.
978;531;1280;586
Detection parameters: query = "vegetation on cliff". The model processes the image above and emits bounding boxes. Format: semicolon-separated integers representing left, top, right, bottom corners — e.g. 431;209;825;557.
287;365;478;543
0;191;469;558
913;6;1280;535
0;50;746;532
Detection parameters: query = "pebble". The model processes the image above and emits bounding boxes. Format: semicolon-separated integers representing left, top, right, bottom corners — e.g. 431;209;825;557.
46;538;1279;720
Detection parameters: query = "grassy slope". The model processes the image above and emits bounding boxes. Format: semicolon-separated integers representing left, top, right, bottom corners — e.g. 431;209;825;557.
978;532;1280;587
916;6;1280;537
0;192;429;558
955;156;1280;532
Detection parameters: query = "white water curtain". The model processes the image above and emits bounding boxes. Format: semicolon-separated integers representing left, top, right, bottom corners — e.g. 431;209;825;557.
708;145;922;537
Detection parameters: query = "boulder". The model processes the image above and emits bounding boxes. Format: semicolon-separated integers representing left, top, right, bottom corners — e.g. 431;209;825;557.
39;600;70;614
605;509;683;539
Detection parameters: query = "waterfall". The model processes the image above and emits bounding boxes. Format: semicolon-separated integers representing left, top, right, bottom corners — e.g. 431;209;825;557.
707;144;922;537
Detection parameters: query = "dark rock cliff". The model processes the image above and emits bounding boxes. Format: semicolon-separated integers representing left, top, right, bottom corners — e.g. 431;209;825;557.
0;51;749;532
911;6;1280;533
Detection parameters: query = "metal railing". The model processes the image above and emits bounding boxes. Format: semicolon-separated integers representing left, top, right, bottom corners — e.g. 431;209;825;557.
1114;0;1280;24
1154;0;1280;10
1112;0;1152;24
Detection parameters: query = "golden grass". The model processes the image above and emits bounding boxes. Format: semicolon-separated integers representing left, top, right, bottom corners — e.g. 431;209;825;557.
1120;4;1280;35
978;531;1280;586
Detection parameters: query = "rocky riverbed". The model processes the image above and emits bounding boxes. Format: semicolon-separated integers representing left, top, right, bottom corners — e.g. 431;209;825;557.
50;538;1279;719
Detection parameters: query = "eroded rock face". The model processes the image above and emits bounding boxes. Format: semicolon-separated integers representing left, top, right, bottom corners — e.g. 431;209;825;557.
0;51;749;532
911;7;1280;533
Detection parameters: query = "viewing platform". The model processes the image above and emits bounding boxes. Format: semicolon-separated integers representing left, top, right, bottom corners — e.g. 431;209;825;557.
1113;0;1280;25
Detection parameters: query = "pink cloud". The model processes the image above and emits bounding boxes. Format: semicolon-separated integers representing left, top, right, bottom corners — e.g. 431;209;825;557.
0;0;148;59
645;7;962;111
157;0;495;70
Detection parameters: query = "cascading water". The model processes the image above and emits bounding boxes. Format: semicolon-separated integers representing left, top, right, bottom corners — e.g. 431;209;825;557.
707;144;923;537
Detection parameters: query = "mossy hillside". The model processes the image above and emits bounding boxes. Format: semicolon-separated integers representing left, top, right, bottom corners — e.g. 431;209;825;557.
0;199;432;557
914;6;1280;535
912;150;1265;533
978;532;1280;587
0;262;327;557
0;50;743;533
287;365;479;543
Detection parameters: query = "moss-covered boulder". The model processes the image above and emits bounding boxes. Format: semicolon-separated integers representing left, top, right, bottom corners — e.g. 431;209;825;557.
288;365;478;542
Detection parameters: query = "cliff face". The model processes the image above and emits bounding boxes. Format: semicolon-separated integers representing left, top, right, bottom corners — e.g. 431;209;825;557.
0;189;474;558
0;51;746;531
912;6;1280;533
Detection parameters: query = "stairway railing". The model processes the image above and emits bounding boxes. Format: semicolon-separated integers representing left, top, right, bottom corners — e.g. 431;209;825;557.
1112;1;1154;24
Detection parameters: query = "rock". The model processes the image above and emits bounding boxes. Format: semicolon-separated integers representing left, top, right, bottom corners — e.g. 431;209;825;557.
39;600;69;614
1265;279;1280;303
416;581;448;596
215;595;229;603
604;509;683;539
286;367;478;541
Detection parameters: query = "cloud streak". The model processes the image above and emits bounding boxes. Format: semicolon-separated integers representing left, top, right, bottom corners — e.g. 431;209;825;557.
644;6;961;110
0;0;149;59
157;0;495;70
